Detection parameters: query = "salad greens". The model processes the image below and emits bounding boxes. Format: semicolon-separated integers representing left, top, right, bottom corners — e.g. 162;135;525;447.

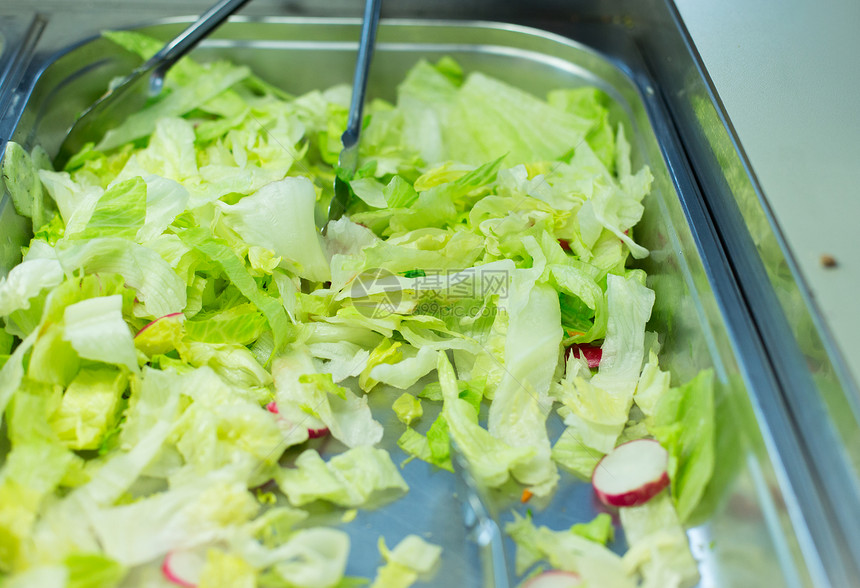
0;30;715;587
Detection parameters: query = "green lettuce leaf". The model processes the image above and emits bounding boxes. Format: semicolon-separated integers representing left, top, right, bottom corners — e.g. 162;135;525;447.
370;535;442;588
64;552;125;588
62;295;138;373
571;512;614;545
217;177;330;282
648;370;715;522
619;492;699;588
276;447;408;508
1;142;57;231
272;347;383;448
392;393;423;426
505;512;633;586
48;368;128;450
437;352;534;488
180;229;292;356
73;177;146;241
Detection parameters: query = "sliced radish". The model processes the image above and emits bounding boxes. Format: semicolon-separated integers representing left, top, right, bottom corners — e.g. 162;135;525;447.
307;426;330;439
523;570;582;587
265;401;279;414
592;439;669;507
162;549;206;587
565;343;602;368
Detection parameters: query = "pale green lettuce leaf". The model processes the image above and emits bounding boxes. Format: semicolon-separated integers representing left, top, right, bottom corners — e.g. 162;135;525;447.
126;117;199;183
64;552;126;588
276;447;408;508
2;566;68;588
198;549;255;588
37;170;104;231
165;367;286;480
555;376;630;454
48;367;128;450
634;350;671;418
29;237;187;318
74;176;147;240
272;347;383;448
180;230;292;355
437;352;534;488
84;477;259;566
62;295;138;373
370;535;442;588
571;512;614;545
619;492;699;588
550;427;604;479
218;177;330;282
27;324;81;388
1;142;57;231
552;274;654;456
0;258;63;318
185;303;267;345
0;437;77;571
136;175;190;242
505;512;634;587
97;62;250;151
0;332;37;418
180;341;272;389
649;370;715;522
254;528;350;588
398;65;594;167
73;368;181;507
392;393;422;426
368;345;437;390
487;277;561;495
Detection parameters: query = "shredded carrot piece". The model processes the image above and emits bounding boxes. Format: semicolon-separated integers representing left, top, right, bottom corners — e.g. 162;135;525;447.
521;489;533;503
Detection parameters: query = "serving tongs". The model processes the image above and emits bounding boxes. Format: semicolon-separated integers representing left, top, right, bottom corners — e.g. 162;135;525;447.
55;0;252;169
326;0;383;227
450;439;512;588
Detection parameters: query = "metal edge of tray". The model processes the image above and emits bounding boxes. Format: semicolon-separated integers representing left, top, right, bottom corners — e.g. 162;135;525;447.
647;1;860;580
0;12;850;586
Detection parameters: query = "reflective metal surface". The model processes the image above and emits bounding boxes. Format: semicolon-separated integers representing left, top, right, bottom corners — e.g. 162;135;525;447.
0;8;857;586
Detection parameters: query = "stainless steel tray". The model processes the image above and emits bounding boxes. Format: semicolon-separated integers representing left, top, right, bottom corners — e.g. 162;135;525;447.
0;14;854;587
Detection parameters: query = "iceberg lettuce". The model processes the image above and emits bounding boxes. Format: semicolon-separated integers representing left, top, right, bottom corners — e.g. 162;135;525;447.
0;40;713;587
276;447;407;508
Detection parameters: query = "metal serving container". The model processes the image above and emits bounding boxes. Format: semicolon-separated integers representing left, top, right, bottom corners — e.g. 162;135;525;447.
1;2;859;586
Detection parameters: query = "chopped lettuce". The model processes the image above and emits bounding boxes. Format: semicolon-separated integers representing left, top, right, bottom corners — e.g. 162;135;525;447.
571;512;614;545
276;447;408;508
619;492;699;588
48;368;128;450
370;535;442;588
392;392;423;426
505;513;634;587
648;370;716;522
0;39;714;587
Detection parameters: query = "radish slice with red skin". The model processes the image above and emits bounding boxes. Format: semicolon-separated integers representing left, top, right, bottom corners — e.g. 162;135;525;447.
265;401;279;414
592;439;670;507
162;549;206;587
523;570;582;588
136;312;184;337
565;343;602;368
